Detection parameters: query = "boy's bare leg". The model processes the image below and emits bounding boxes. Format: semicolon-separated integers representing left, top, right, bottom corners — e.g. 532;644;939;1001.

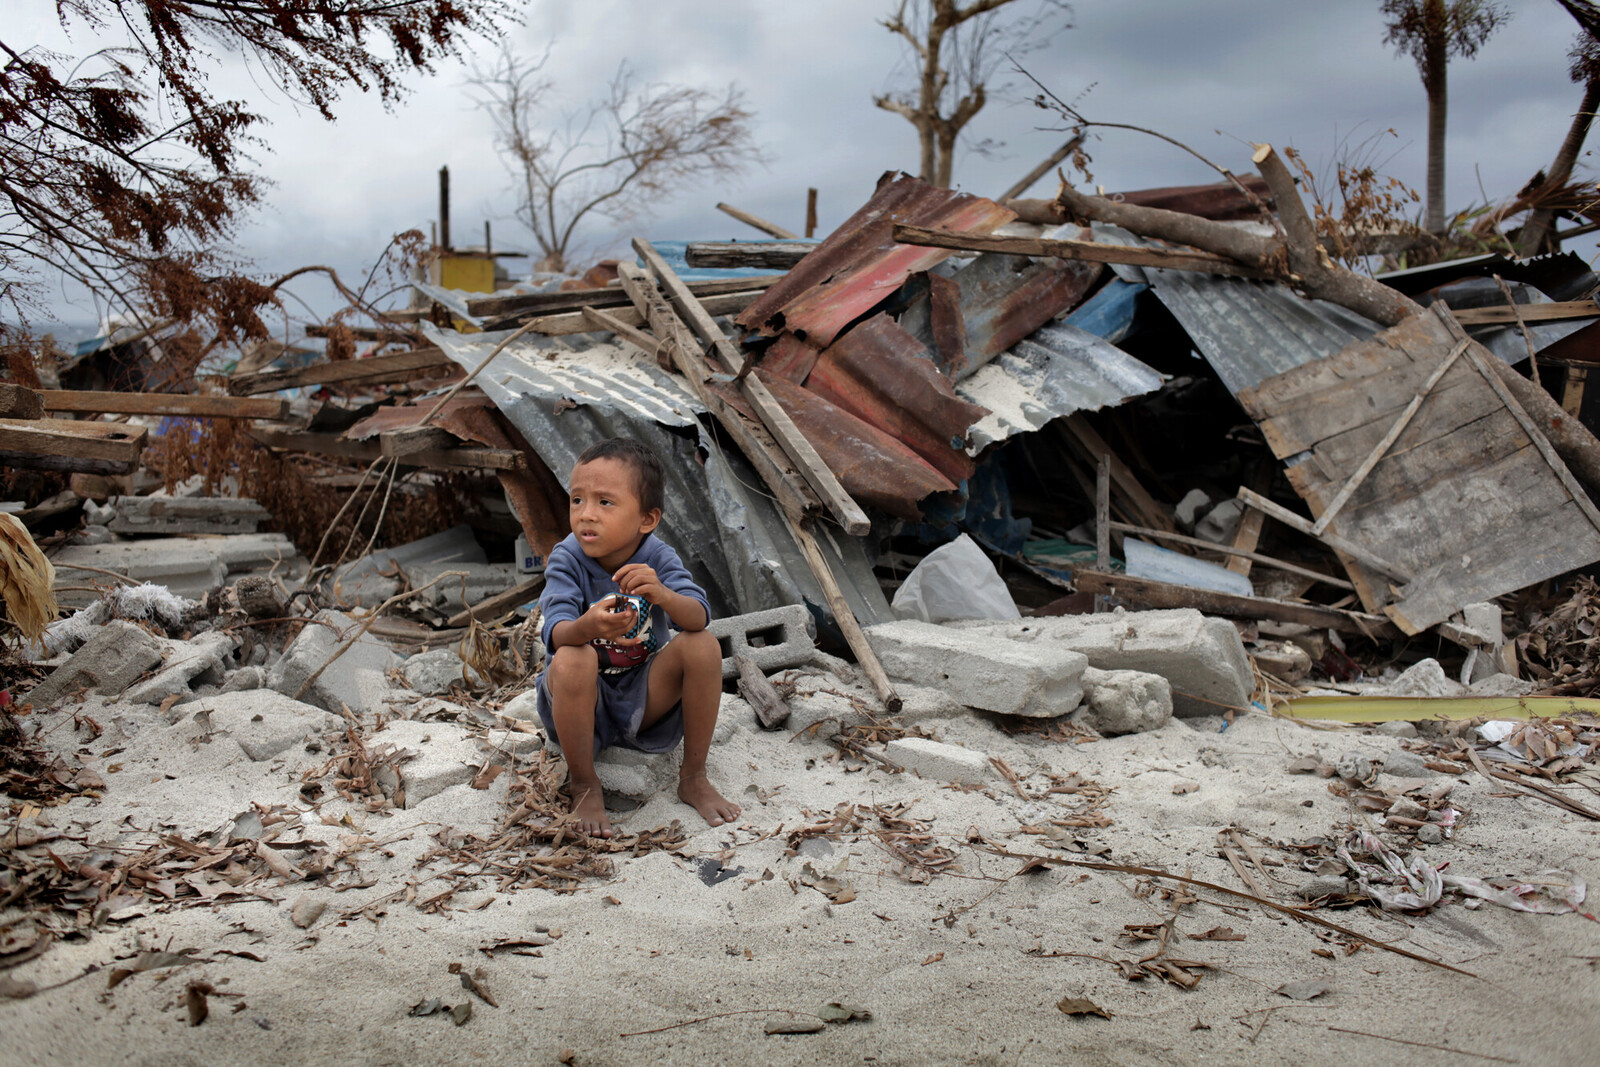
547;645;612;837
642;630;741;827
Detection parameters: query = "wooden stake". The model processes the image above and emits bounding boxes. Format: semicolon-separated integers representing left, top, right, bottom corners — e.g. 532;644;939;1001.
734;654;791;729
790;518;901;713
805;188;818;239
716;202;798;239
1095;454;1111;572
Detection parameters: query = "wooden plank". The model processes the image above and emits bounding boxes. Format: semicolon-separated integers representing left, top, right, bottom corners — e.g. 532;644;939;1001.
579;306;664;365
734;654;791;729
1310;338;1469;535
1236;487;1414;582
509;290;765;337
1564;365;1590;416
791;518;901;713
246;429;526;471
42;390;290;420
1226;464;1273;577
380;426;456;459
614;263;817;525
304;324;422;343
465;274;782;320
1451;300;1599;326
1109;522;1354;591
445;575;544;628
1061;415;1177;534
635;239;871;537
229;348;456;395
685;241;812;269
0;418;146;474
1071;570;1398;638
891;223;1269;279
1095;454;1111;572
717;202;798;239
0;384;43;419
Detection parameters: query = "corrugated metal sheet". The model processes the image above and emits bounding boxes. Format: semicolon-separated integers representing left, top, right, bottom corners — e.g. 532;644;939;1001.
1085;223;1384;395
897;248;1103;381
803;313;987;484
420;323;893;628
958;322;1165;452
737;172;1015;348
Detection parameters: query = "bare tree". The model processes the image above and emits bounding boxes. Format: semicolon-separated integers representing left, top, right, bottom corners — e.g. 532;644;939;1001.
1380;0;1510;233
874;0;1072;188
473;49;764;273
1;0;510;351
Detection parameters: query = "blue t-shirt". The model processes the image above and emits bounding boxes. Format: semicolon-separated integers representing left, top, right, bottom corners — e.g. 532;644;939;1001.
538;532;710;664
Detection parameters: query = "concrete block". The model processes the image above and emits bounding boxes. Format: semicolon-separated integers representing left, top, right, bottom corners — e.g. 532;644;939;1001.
950;609;1252;718
25;620;165;707
125;632;239;705
884;736;989;785
402;647;484;695
197;691;344;761
1379;658;1466;698
709;604;816;679
1081;666;1172;735
366;719;478;808
221;665;267;693
211;533;300;575
107;496;269;537
501;690;540;722
866;619;1085;718
409;563;520;612
52;541;227;607
267;610;399;717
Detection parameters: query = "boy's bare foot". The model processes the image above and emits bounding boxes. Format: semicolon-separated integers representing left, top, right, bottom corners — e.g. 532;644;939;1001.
567;778;613;838
678;772;741;827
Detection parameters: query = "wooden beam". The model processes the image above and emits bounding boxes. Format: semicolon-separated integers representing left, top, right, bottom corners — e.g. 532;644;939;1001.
1236;487;1414;583
445;575;545;629
892;223;1270;279
508;290;766;337
466;274;782;321
614;263;818;525
0;384;43;419
303;324;421;343
42;390;290;420
229;348;457;395
0;418;146;474
579;306;665;365
685;241;812;269
1072;570;1398;639
1095;454;1111;573
246;429;526;472
734;654;791;729
1061;416;1177;535
379;426;457;459
716;202;798;239
1226;464;1273;577
999;136;1084;203
634;238;871;537
1450;300;1600;326
1108;522;1355;591
791;518;901;713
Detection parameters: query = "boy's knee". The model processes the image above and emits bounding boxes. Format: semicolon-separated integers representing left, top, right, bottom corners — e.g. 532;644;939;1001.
549;644;599;682
677;628;722;669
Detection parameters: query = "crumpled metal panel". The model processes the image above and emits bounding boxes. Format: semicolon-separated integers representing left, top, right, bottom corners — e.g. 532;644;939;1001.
803;313;988;484
898;247;1103;381
421;324;893;627
736;172;1016;348
957;322;1165;453
1088;223;1383;395
750;372;957;521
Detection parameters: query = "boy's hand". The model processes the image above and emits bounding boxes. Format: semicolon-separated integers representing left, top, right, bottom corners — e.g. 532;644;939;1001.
613;563;668;605
578;596;643;645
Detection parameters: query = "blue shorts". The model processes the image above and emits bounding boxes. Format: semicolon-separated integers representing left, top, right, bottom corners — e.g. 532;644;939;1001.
534;650;684;756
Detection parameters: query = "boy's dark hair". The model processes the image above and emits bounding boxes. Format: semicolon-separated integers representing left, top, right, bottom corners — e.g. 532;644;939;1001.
576;438;665;514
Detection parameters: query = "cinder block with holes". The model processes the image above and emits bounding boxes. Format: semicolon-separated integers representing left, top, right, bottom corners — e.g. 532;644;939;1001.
707;604;816;679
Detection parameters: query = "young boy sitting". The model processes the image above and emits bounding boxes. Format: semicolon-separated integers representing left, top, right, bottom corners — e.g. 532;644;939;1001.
534;438;740;838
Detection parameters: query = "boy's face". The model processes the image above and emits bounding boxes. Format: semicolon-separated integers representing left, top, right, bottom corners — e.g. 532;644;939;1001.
568;457;661;572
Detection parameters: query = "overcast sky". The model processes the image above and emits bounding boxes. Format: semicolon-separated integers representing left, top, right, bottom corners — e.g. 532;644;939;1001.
21;0;1599;331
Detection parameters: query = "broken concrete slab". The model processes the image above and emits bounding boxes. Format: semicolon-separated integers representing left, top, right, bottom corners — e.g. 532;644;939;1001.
366;718;478;808
333;524;486;608
125;632;238;705
409;562;520;612
210;533;301;576
950;609;1252;718
51;541;228;607
402;646;484;695
884;736;989;785
107;495;270;537
1081;666;1172;736
866;619;1086;718
196;691;344;762
25;619;165;708
267;610;399;717
709;604;816;679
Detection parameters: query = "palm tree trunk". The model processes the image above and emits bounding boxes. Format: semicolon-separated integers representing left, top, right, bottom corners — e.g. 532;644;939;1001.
1423;16;1449;233
1515;76;1600;256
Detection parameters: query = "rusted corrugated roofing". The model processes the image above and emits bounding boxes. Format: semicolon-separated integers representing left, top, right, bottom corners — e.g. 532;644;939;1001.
803;313;988;485
736;172;1015;348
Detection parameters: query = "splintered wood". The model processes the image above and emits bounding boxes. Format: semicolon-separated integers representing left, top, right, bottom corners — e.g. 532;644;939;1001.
1236;304;1600;634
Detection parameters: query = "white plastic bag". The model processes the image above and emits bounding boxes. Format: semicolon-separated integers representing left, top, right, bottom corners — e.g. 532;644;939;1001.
891;534;1020;623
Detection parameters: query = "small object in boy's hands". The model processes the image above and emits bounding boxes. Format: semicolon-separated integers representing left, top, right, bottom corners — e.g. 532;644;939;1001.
590;593;657;673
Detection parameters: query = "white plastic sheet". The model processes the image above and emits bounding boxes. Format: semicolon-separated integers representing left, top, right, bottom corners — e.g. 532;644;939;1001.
891;534;1020;623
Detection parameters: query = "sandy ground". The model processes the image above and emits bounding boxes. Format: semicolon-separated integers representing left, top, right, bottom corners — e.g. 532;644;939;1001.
4;656;1600;1067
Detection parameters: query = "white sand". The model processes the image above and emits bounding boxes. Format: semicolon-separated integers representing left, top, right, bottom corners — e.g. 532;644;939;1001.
5;666;1600;1066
